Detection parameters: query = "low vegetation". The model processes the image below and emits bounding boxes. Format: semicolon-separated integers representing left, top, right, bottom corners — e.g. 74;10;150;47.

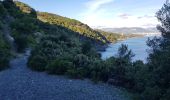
0;31;10;70
0;2;10;70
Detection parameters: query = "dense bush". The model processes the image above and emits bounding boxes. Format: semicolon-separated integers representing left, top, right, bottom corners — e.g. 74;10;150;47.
47;59;72;75
10;16;38;52
0;2;11;71
114;2;170;100
133;2;170;100
66;67;88;79
81;41;92;54
66;54;90;78
0;2;7;18
88;60;109;82
11;17;38;34
0;21;3;29
27;32;100;78
28;55;47;71
0;49;10;70
0;33;10;70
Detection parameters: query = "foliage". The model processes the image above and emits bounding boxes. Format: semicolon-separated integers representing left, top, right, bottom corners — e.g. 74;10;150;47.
66;54;90;78
116;44;135;61
28;55;47;71
121;2;170;100
0;2;7;18
10;16;38;52
0;32;10;70
14;1;36;17
138;2;170;99
1;1;38;52
46;59;71;75
81;41;92;54
0;21;3;29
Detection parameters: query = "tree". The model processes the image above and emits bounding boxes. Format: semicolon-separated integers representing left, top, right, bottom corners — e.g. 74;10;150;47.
142;1;170;100
81;40;92;54
116;44;135;62
3;0;13;2
2;0;14;8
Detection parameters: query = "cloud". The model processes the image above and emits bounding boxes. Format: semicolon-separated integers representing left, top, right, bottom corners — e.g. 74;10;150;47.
138;15;154;19
118;13;131;19
85;0;114;13
79;0;159;28
142;24;157;27
108;14;159;28
80;0;114;27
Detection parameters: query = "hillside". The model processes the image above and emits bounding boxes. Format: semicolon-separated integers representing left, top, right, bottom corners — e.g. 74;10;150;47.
0;1;125;72
95;30;126;42
37;12;108;44
14;1;110;44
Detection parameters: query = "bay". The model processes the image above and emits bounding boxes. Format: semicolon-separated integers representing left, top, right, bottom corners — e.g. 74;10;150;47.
101;36;155;62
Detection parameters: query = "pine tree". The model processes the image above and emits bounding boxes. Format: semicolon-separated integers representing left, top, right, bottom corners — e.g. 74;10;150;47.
144;1;170;100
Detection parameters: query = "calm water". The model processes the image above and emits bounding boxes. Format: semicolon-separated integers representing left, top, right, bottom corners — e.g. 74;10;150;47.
101;36;155;62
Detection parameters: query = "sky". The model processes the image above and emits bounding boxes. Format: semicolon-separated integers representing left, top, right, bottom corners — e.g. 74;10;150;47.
18;0;165;28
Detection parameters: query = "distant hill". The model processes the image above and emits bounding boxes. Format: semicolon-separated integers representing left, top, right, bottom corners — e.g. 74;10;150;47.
101;27;159;35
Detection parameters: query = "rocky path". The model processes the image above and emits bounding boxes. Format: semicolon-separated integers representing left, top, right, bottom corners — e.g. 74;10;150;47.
0;50;130;100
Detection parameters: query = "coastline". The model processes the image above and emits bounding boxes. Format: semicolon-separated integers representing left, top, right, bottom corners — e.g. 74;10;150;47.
100;35;157;62
97;34;145;52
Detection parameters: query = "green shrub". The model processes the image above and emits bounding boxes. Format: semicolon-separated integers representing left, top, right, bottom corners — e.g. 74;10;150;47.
141;86;162;100
28;55;47;71
81;40;92;54
65;54;93;79
0;33;10;71
89;60;110;82
66;68;87;79
0;3;7;18
0;21;3;29
46;59;71;75
15;35;28;52
66;69;77;78
73;54;90;68
162;89;170;100
0;49;10;70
